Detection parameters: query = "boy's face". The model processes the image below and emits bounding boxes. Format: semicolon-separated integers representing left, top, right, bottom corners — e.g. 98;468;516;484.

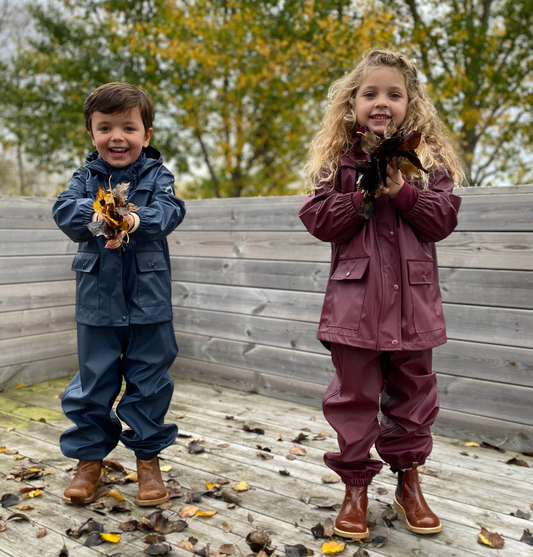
90;108;153;168
354;67;408;136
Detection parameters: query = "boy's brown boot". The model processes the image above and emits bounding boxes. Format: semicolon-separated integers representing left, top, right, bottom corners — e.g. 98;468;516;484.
333;485;370;540
393;462;442;534
136;457;169;507
62;460;102;505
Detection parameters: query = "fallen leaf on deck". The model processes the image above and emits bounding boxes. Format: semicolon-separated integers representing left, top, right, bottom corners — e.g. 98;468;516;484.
511;509;531;520
284;544;309;557
376;487;388;495
481;441;506;453
106;488;126;501
321;540;345;554
246;530;272;553
279;469;291;476
13;455;25;461
478;527;505;548
145;542;172;555
102;459;127;474
178;505;198;518
382;504;398;528
14;384;25;389
144;534;166;544
1;494;19;508
310;522;326;539
178;541;195;552
36;527;47;538
464;442;480;447
6;512;30;522
372;536;388;547
276;434;283;441
323;518;335;537
221;521;232;532
248;513;254;523
256;451;274;460
506;457;530;467
57;543;69;556
101;533;121;543
243;424;265;435
186;442;205;454
520;529;533;546
17;505;34;510
232;481;251;492
160;465;173;472
84;532;104;546
313;432;331;440
354;549;371;557
289;446;307;457
196;510;216;517
220;491;241;506
292;433;308;444
22;489;42;498
286;454;296;460
219;544;235;555
205;481;220;491
321;475;340;484
418;466;438;477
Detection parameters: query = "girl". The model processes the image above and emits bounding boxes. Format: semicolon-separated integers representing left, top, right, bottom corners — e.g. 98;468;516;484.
299;50;465;539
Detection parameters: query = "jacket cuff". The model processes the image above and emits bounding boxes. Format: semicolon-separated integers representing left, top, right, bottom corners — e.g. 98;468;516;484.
352;191;364;213
130;212;141;233
391;181;418;212
91;212;98;222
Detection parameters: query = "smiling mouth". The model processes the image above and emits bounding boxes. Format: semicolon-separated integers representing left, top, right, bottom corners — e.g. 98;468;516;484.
370;115;391;120
109;147;129;156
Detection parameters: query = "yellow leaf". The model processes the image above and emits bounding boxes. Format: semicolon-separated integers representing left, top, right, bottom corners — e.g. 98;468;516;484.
232;481;251;492
106;488;125;501
14;384;25;389
465;442;480;447
477;528;504;549
17;505;34;510
178;505;199;518
101;533;121;543
322;541;345;554
196;510;217;517
160;465;173;472
205;481;220;490
0;447;6;453
23;490;42;498
14;455;25;461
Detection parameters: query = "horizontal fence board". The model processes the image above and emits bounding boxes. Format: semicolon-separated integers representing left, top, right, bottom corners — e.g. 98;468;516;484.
434;341;533;388
0;330;77;368
437;373;533;426
0;256;73;285
173;306;327;355
174;331;334;385
0;196;56;230
0;230;76;256
0;354;78;390
0;306;75;341
168;231;533;270
0;281;76;313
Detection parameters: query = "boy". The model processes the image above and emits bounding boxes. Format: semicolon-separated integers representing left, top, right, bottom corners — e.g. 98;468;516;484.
53;82;186;506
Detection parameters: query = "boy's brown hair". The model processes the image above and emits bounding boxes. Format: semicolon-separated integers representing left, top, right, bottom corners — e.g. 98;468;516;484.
84;82;154;134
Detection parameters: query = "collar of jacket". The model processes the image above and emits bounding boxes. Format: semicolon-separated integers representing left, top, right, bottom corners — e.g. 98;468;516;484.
84;145;163;182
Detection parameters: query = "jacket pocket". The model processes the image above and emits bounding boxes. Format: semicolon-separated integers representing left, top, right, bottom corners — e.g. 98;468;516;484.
136;251;171;307
327;257;370;331
72;252;100;309
407;259;441;333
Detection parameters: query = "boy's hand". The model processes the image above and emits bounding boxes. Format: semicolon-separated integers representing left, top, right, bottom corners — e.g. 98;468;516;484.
382;158;404;200
104;215;134;249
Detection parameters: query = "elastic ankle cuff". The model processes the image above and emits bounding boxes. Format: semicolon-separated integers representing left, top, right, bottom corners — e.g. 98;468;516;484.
136;452;159;461
342;477;373;487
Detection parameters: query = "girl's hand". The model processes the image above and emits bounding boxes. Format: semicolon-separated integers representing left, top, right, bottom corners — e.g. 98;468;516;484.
382;158;403;200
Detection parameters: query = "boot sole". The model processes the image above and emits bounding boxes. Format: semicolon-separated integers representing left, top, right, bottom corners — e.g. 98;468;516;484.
334;507;370;539
393;493;443;534
61;472;103;505
135;493;170;507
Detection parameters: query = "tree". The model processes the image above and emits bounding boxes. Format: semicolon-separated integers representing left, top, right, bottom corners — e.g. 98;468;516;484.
1;0;395;196
383;0;533;186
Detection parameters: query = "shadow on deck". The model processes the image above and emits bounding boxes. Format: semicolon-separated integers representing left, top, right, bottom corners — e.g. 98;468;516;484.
0;377;532;557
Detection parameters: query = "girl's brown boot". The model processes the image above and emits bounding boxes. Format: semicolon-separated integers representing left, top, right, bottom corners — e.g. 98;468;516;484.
333;485;370;540
136;457;169;507
393;462;442;534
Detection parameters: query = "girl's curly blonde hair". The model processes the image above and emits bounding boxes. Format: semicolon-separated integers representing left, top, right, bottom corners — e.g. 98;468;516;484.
307;49;466;189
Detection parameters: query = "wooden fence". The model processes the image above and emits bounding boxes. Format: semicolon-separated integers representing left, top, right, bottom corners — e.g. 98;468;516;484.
1;187;532;451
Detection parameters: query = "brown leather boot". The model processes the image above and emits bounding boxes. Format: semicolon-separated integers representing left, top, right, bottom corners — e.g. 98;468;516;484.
333;485;370;539
393;462;442;534
136;457;169;507
62;460;102;505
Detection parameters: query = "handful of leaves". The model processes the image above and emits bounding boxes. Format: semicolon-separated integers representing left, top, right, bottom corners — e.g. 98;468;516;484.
87;176;138;246
354;120;428;219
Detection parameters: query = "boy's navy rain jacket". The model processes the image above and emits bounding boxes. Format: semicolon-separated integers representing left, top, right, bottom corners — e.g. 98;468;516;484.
53;146;186;327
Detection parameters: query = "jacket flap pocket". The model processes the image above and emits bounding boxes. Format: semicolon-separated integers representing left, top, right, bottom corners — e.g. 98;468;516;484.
331;257;370;280
408;260;434;285
71;252;99;273
136;251;168;272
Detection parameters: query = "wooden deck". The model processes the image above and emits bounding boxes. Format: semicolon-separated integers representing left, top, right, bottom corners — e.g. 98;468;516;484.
0;377;532;557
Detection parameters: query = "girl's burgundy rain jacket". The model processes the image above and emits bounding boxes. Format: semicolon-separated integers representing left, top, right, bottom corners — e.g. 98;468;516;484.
299;149;462;352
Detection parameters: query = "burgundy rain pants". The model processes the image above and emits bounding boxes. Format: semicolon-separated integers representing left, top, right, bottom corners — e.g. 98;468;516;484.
323;343;439;486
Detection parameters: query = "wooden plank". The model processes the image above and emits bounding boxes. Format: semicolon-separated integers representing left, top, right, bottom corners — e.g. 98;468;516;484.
439;268;533;309
437;373;533;426
0;354;78;389
173;307;328;354
0;330;77;368
168;230;533;270
172;258;533;310
0;195;56;230
443;304;533;348
0;306;75;341
434;340;533;388
171;256;330;293
0;281;76;313
174;331;334;384
0;229;76;256
0;255;73;285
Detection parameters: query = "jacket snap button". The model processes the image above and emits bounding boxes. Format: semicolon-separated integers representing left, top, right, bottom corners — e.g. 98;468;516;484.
422;275;426;281
392;340;399;346
82;263;86;268
393;284;399;291
389;231;394;237
122;316;127;321
345;271;351;277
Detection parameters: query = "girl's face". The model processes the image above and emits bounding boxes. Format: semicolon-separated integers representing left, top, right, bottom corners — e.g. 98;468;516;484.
354;67;408;136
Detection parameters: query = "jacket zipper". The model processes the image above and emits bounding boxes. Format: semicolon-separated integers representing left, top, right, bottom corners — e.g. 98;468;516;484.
374;216;385;350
